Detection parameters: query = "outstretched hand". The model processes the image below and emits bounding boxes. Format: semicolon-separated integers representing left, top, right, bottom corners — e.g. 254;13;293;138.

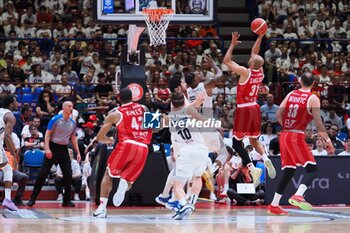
203;54;214;67
231;32;241;46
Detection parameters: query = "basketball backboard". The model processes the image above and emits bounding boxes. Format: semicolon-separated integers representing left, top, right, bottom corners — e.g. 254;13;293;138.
94;0;217;24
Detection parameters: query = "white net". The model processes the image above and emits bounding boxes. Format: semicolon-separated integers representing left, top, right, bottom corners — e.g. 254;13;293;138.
142;9;174;47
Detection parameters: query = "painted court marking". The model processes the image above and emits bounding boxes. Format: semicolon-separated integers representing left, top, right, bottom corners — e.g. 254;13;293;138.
59;214;332;224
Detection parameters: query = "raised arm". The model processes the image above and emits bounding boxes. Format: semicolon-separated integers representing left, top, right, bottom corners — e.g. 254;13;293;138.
223;32;249;79
251;34;265;56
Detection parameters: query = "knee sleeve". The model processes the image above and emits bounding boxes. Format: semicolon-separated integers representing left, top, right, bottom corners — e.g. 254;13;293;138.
305;164;318;173
232;138;251;166
2;164;13;182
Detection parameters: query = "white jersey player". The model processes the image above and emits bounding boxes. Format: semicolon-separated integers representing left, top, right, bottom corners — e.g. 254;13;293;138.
165;92;209;220
0;95;19;211
185;72;229;171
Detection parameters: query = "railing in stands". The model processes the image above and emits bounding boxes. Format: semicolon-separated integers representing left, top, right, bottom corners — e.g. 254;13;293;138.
266;38;349;51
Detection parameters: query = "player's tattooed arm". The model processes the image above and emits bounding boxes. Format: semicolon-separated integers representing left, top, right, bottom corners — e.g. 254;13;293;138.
97;111;119;145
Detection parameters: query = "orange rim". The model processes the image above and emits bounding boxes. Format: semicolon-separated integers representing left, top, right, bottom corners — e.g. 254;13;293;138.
142;9;174;22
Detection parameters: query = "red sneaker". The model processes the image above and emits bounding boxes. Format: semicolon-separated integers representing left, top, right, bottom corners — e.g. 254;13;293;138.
267;205;288;215
288;195;313;211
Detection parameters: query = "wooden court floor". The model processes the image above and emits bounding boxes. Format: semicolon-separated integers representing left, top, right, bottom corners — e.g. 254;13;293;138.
1;201;350;233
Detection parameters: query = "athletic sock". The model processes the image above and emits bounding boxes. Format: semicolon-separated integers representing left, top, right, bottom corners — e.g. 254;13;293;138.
261;154;269;161
179;197;187;206
271;193;282;207
189;194;198;205
295;184;308;197
4;188;11;200
99;198;108;209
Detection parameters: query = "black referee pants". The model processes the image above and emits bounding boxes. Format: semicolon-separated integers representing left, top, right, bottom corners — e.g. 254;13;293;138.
30;142;72;202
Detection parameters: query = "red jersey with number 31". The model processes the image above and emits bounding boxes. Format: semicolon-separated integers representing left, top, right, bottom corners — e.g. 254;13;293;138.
236;68;264;104
116;102;152;144
282;89;315;131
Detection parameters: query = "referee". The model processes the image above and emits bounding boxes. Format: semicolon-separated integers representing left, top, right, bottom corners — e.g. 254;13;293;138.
27;101;81;207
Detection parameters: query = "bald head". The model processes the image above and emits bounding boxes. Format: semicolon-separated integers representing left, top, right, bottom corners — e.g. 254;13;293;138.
62;101;74;117
249;55;264;69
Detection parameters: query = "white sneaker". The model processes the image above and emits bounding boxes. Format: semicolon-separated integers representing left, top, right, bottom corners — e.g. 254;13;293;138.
92;207;107;218
112;179;128;206
74;194;80;201
57;194;63;201
264;158;276;179
250;167;263;188
172;203;195;220
209;192;217;201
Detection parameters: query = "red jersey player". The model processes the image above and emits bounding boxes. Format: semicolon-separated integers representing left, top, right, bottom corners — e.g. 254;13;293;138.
268;72;335;215
93;88;152;218
223;31;276;187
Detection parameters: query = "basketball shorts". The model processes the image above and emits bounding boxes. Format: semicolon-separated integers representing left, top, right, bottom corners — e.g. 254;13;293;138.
107;140;149;183
233;104;261;140
280;132;316;169
174;143;209;180
0;148;8;164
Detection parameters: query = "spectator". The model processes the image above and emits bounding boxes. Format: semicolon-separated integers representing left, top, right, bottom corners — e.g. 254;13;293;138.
320;0;337;17
50;50;65;70
55;75;72;99
259;121;277;152
320;99;330;119
21;116;44;139
338;137;350;155
3;18;21;36
5;31;19;54
153;78;171;109
312;12;328;38
0;71;16;94
94;72;114;106
75;72;96;103
272;0;291;23
327;124;344;150
45;64;62;83
103;25;118;48
55;149;82;201
312;136;328;156
269;131;281;155
63;63;79;84
318;65;332;84
23;125;45;152
85;20;100;38
35;90;55;127
53;21;69;41
226;163;265;206
324;106;343;128
260;94;279;123
283;24;298;39
99;42;117;68
266;21;283;38
342;56;350;73
0;151;28;206
14;104;32;138
169;56;184;74
264;42;281;83
21;20;36;40
79;47;93;80
36;21;52;38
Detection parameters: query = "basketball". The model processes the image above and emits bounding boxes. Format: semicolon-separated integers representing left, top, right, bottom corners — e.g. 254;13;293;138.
251;18;268;35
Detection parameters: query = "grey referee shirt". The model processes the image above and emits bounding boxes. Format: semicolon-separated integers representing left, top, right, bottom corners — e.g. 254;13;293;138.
47;114;76;145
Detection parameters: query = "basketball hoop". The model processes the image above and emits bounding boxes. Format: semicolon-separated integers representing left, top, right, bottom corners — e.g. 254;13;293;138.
142;8;174;46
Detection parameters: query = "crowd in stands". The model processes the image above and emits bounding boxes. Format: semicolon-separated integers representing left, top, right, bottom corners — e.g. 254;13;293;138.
0;0;349;204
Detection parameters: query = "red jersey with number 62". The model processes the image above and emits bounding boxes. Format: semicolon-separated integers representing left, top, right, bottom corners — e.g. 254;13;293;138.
282;89;315;131
116;102;152;144
236;68;264;104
